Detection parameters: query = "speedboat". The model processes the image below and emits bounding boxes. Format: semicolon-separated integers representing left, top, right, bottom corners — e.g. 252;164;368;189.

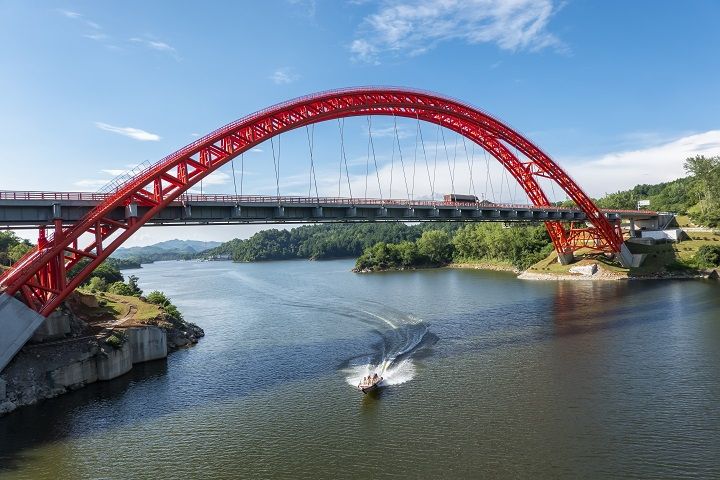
358;376;384;394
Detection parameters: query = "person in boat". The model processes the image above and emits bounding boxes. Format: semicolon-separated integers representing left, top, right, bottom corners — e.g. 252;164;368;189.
372;373;379;383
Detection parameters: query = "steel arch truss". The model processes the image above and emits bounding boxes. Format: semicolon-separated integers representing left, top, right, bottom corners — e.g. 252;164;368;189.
0;87;627;315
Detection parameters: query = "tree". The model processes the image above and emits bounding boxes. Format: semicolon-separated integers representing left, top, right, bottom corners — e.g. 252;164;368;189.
88;276;107;292
416;230;453;265
146;291;170;306
89;263;124;284
127;275;143;297
8;242;32;263
695;245;720;268
145;290;182;320
684;155;720;226
107;281;133;295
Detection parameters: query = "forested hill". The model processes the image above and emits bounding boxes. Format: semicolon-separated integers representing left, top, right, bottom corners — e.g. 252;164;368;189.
111;239;221;265
200;223;459;262
587;155;720;227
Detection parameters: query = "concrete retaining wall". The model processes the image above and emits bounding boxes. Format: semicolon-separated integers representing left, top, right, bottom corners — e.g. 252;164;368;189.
128;327;167;364
96;343;133;381
32;311;72;343
50;357;98;389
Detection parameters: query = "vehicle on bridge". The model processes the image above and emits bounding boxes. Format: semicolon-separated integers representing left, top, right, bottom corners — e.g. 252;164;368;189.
443;193;479;203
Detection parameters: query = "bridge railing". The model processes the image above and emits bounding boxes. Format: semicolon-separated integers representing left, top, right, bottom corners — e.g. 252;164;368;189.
0;191;658;215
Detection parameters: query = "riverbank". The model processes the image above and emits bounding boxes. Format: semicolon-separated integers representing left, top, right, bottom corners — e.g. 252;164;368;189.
0;291;203;417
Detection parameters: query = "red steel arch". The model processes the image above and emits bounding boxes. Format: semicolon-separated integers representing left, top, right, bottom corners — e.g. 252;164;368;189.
0;87;627;315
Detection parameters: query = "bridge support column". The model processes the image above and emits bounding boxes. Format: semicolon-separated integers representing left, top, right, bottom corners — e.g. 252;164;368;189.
125;202;138;219
617;243;635;267
0;293;45;373
557;251;575;265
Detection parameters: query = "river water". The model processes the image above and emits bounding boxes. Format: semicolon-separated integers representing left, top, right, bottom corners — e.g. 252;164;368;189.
0;260;719;479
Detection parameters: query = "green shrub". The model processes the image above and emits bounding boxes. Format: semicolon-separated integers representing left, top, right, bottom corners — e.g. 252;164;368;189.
695;245;720;268
105;331;127;349
107;281;134;296
88;276;107;292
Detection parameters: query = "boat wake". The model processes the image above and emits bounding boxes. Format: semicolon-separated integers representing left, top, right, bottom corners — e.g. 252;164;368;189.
342;308;435;389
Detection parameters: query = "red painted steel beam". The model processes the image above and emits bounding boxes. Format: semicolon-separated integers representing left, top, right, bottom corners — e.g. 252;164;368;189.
0;87;622;315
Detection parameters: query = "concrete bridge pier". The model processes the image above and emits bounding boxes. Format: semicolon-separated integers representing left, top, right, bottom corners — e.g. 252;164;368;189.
0;293;45;373
557;251;575;265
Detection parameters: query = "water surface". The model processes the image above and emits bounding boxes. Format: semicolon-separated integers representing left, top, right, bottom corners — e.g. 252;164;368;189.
0;260;718;479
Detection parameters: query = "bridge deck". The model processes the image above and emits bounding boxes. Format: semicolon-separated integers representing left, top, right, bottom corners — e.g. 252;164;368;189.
0;191;659;229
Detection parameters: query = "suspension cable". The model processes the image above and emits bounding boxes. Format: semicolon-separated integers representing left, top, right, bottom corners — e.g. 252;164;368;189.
462;137;477;198
433;124;440;200
393;115;410;200
415;116;432;201
452;134;459;194
389;115;396;199
338;118;353;200
441;128;455;194
271;135;280;201
484;149;495;202
368;116;383;201
365;116;370;199
411;116;419;201
306;124;319;200
231;156;238;196
240;153;244;196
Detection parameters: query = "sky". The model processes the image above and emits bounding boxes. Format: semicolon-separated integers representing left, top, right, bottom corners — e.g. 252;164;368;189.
1;0;719;246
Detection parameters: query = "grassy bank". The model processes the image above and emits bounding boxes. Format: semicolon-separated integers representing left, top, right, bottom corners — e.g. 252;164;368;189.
525;230;720;278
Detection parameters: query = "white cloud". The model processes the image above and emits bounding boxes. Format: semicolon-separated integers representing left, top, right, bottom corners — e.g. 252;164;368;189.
101;169;130;176
130;36;180;60
95;122;161;141
57;9;102;30
251;148;264;153
83;33;108;41
74;179;111;188
350;0;566;63
564;130;720;197
58;9;82;19
199;171;231;186
270;68;300;85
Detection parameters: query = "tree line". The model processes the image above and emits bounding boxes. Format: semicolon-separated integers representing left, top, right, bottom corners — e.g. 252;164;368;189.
355;223;554;272
201;223;460;262
560;155;720;227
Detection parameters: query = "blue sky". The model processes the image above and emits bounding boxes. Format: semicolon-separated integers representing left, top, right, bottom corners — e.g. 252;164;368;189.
2;0;719;245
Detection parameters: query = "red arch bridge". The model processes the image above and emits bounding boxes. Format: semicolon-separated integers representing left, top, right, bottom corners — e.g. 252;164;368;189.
0;87;655;369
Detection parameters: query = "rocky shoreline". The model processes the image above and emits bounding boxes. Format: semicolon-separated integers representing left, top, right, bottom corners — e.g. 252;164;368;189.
0;296;203;417
355;260;718;282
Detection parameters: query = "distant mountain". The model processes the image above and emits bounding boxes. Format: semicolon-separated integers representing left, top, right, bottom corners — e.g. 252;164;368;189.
112;239;221;263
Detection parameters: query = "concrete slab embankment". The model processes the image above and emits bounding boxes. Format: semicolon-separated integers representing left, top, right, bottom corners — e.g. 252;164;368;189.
0;293;45;373
128;326;167;363
96;343;133;381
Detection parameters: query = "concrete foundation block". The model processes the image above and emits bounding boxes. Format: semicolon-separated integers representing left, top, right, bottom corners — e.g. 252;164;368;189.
557;252;575;265
96;343;133;381
50;358;98;389
32;311;72;342
128;327;167;364
0;293;46;373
